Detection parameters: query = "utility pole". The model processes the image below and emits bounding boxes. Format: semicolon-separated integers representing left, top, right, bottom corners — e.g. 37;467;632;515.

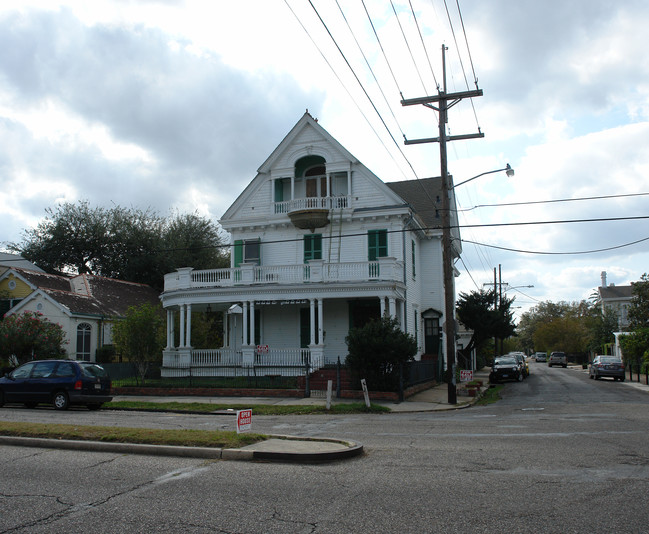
401;45;484;404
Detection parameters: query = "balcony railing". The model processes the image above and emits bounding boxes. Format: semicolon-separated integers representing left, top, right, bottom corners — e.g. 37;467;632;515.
164;258;403;291
274;195;349;214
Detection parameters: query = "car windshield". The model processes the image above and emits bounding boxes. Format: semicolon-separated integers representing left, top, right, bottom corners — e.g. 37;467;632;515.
599;357;622;364
495;358;516;365
79;363;108;378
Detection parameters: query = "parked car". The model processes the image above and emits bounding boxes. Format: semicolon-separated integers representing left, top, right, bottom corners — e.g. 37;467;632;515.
489;356;523;383
535;352;547;362
548;351;567;368
0;359;112;410
589;356;625;381
511;352;529;378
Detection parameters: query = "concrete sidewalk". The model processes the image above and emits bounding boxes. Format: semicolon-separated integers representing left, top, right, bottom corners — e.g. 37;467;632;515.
3;373;490;463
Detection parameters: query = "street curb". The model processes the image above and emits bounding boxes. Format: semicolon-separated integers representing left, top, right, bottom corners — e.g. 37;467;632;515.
0;434;363;463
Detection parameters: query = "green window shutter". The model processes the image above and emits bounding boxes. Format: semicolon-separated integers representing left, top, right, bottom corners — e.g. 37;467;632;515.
274;179;284;202
234;240;243;267
304;234;322;262
412;240;416;278
368;229;387;261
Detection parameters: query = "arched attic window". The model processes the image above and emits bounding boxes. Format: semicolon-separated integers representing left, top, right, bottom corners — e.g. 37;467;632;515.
295;155;326;198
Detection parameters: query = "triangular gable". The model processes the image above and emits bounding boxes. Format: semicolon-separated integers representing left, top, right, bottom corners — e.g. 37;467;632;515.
221;112;406;223
4;289;74;319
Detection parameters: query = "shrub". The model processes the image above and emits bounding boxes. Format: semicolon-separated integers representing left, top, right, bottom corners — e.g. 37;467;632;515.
0;311;67;364
345;315;417;392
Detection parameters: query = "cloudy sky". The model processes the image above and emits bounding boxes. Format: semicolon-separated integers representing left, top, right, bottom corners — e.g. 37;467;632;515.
1;0;648;315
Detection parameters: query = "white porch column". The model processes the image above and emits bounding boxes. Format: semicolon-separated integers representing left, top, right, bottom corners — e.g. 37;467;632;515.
179;305;186;348
223;311;228;348
242;301;249;346
170;310;176;349
250;300;255;347
326;172;331;198
380;296;386;317
389;297;396;319
347;170;351;203
317;298;324;346
291;176;295;200
166;310;172;349
186;304;192;348
309;298;316;346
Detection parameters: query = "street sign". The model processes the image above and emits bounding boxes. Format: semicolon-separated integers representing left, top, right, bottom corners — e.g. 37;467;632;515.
236;409;252;433
460;370;473;382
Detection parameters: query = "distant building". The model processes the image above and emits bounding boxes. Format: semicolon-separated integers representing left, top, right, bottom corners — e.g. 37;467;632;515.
597;271;634;331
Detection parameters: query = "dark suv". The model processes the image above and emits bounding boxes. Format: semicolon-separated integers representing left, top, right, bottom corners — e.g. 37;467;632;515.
0;359;112;410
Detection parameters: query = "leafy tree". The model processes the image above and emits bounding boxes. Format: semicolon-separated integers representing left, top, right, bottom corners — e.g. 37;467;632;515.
112;303;165;384
456;289;516;361
345;315;417;392
628;273;649;328
9;201;228;291
587;308;618;354
0;311;67;365
619;328;649;372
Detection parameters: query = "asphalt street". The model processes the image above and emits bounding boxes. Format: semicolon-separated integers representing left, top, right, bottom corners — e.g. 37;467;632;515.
2;361;649;533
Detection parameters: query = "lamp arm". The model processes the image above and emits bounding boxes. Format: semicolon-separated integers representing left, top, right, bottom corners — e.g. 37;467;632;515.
452;164;513;188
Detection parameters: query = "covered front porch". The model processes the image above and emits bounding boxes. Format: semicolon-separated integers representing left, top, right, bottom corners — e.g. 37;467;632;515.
160;281;407;378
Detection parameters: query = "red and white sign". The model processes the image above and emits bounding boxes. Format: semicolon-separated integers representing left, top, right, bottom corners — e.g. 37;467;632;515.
256;345;269;353
236;409;252;433
460;370;473;382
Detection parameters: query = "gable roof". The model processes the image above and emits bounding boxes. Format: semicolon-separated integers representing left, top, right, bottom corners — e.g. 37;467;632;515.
221;112;406;225
599;285;634;301
0;252;44;272
4;268;159;318
386;178;443;230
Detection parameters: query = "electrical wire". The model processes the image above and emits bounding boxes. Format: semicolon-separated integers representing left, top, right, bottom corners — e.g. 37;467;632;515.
408;0;438;89
390;0;429;94
283;0;411;181
457;191;649;212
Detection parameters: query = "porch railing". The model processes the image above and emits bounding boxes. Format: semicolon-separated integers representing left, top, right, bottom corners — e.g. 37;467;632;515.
273;195;349;214
164;258;403;291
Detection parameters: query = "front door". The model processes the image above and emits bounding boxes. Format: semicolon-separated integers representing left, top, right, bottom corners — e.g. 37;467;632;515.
424;318;440;357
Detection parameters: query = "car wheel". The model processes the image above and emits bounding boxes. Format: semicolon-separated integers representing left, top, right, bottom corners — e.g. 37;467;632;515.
594;373;600;380
87;403;103;411
52;391;69;410
517;373;523;382
0;390;4;408
563;364;567;368
589;373;594;379
24;402;38;409
620;377;625;382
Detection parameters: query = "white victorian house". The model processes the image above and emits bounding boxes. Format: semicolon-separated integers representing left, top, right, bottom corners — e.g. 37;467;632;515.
160;113;461;377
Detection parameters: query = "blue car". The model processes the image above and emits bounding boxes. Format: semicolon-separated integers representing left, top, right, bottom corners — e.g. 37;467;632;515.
0;359;112;410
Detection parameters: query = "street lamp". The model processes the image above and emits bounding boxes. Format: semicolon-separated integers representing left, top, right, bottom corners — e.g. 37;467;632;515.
453;164;514;188
442;164;515;404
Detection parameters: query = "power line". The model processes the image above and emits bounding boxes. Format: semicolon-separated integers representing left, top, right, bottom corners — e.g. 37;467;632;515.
457;191;649;212
283;0;411;181
462;234;649;255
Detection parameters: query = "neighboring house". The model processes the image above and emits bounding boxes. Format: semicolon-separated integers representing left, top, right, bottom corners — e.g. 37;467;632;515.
598;271;633;331
1;267;160;361
159;112;460;376
0;252;44;276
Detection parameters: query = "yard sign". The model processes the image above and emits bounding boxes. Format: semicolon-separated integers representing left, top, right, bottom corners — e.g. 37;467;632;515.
236;409;252;433
460;370;473;382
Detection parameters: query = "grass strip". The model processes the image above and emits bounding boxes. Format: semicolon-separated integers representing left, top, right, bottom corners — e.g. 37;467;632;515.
0;421;265;449
105;400;390;415
475;385;502;405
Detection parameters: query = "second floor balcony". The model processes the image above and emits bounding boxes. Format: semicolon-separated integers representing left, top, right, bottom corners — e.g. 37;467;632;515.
164;257;403;292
